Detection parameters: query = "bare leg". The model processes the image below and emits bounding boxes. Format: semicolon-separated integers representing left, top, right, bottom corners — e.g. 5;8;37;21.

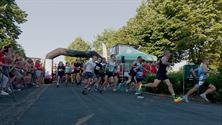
204;84;216;94
164;79;175;97
144;79;161;88
186;87;198;97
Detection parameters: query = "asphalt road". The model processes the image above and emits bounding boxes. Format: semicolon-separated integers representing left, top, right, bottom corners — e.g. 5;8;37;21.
8;84;222;125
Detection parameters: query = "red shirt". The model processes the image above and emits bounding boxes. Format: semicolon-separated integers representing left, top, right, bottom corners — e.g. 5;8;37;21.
151;65;157;74
0;52;5;64
143;64;150;76
35;63;41;70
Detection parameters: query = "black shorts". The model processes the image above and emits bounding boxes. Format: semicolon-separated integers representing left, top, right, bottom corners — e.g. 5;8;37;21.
156;73;168;80
136;77;144;82
74;70;80;74
65;73;71;76
196;80;210;88
129;69;137;77
58;72;64;78
106;71;115;77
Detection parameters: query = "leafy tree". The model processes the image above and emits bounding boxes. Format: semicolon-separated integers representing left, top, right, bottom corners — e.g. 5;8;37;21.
93;29;117;55
0;0;27;56
65;37;90;63
93;0;222;69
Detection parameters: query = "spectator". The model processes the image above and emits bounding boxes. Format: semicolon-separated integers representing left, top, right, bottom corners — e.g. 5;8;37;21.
143;61;151;77
151;61;157;75
35;60;42;86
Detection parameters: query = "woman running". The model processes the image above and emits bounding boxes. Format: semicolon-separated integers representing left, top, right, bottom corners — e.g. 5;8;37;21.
57;61;65;88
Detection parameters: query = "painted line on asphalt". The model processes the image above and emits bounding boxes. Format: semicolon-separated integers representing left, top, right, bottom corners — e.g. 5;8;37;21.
75;113;95;125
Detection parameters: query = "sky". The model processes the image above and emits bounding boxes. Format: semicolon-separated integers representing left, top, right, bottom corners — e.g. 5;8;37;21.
16;0;142;63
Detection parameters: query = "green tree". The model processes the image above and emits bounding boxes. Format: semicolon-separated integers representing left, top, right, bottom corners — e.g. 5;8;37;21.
0;0;27;57
65;37;90;63
102;0;222;68
93;29;117;55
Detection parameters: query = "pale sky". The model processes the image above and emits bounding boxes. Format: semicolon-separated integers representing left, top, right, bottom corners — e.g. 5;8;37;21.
16;0;141;63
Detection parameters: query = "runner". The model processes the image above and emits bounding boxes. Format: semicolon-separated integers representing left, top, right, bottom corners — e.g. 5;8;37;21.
57;61;65;88
74;61;82;86
65;62;71;86
93;57;103;93
182;58;216;102
125;56;143;92
143;50;181;102
82;56;97;95
103;54;118;92
135;59;146;99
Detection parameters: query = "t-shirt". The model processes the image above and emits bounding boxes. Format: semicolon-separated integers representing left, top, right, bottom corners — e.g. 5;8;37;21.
151;65;157;74
58;65;65;74
198;65;208;81
35;63;41;70
136;67;144;78
85;60;96;73
65;65;71;73
94;63;102;75
0;52;5;64
143;64;150;76
75;63;81;71
106;60;117;73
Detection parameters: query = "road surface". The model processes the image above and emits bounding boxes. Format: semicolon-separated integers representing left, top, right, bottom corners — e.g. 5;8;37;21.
1;84;221;125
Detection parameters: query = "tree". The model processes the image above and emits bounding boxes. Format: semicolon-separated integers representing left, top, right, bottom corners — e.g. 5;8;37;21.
94;0;222;69
65;37;90;63
92;29;117;55
0;0;27;57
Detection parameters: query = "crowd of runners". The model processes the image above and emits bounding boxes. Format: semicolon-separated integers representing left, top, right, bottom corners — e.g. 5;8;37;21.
55;50;216;103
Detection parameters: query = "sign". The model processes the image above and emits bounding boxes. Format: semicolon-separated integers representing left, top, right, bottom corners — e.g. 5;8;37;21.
44;59;53;79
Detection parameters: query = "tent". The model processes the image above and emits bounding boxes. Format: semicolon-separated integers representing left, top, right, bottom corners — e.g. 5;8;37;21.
115;47;157;61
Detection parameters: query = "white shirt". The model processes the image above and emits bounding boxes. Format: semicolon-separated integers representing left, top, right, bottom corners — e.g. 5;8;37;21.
85;60;96;73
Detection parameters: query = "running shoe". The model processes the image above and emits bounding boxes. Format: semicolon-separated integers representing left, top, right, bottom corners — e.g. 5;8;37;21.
1;90;9;96
137;96;144;99
113;88;117;92
200;93;209;102
174;97;184;103
182;96;189;103
82;89;87;95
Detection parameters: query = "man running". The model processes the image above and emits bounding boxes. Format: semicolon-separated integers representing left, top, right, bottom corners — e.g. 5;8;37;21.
125;56;143;92
143;50;180;102
82;56;97;95
182;58;216;102
57;61;65;88
135;59;146;99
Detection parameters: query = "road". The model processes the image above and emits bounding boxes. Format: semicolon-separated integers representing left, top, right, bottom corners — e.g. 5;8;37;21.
1;84;221;125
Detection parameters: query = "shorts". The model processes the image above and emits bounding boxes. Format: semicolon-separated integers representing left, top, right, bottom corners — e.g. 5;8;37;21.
156;73;168;80
74;70;80;74
58;72;64;78
129;69;137;77
106;71;115;77
136;77;144;82
195;80;210;88
95;74;102;78
35;70;42;77
84;72;93;79
65;73;71;76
